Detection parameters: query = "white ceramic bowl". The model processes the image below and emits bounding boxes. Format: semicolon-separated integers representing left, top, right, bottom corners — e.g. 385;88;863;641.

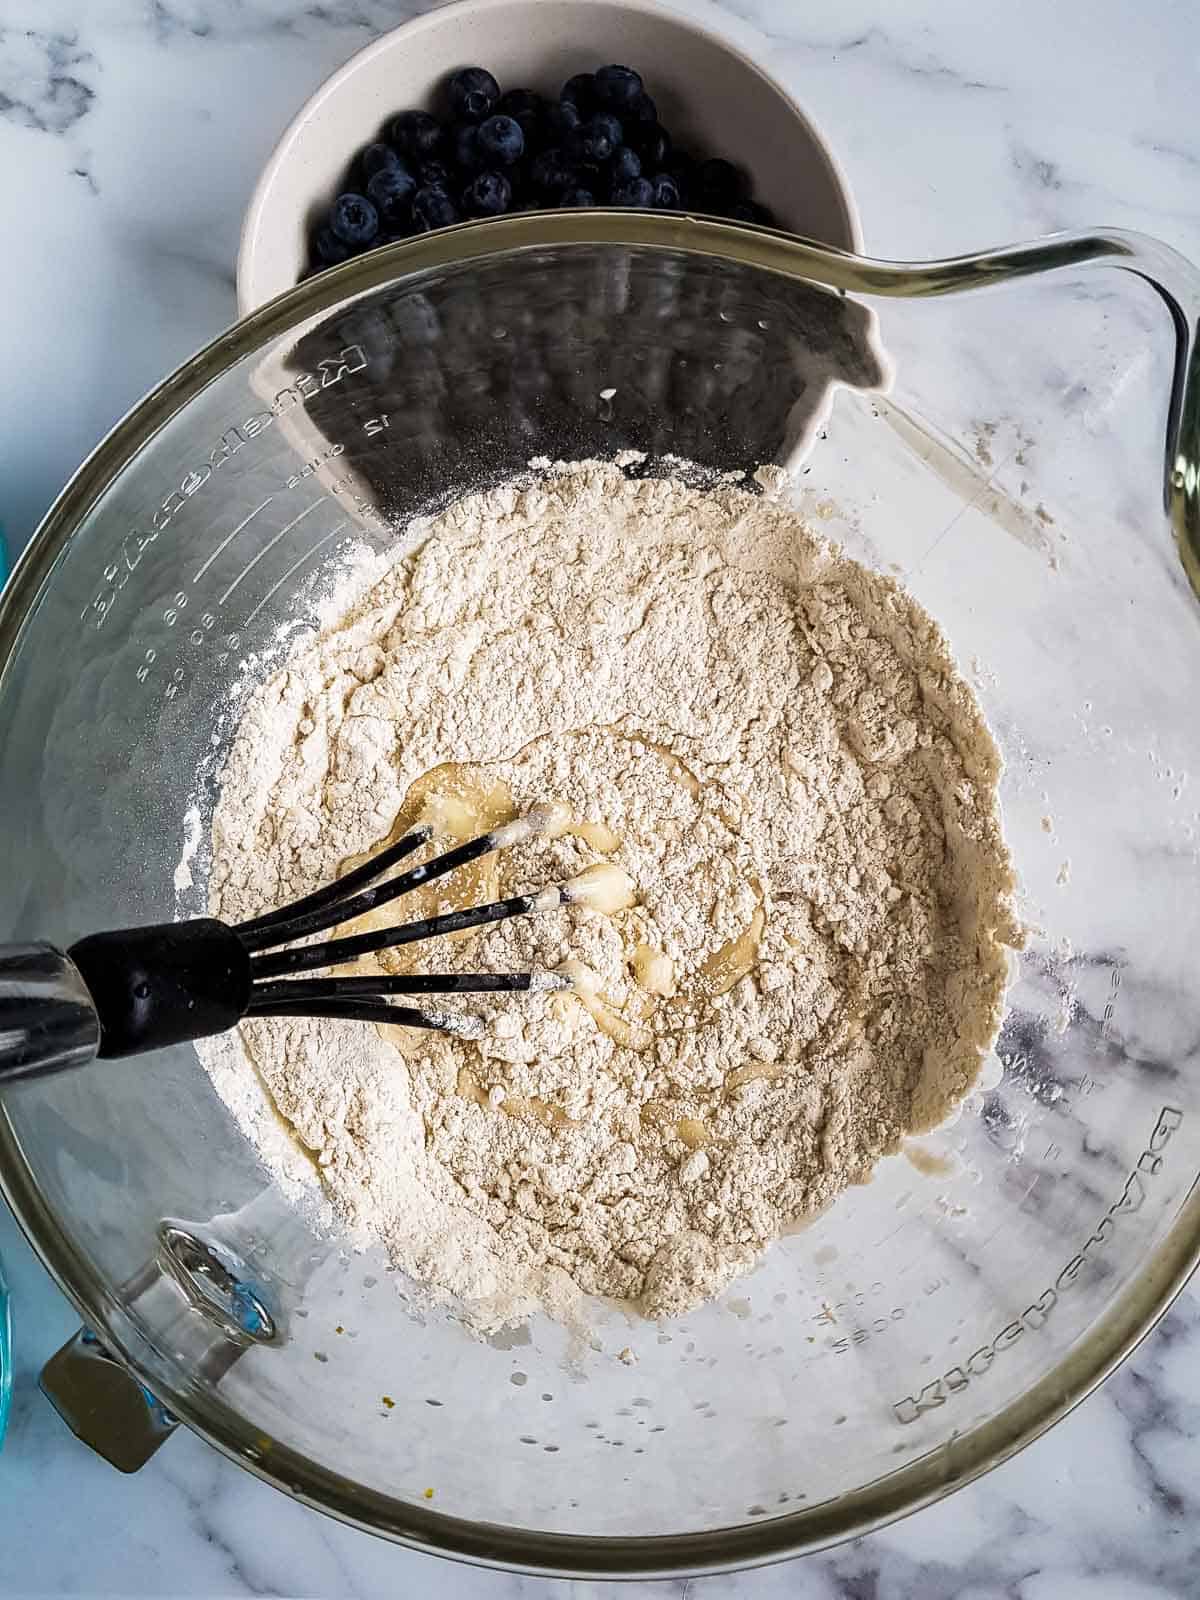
236;0;862;313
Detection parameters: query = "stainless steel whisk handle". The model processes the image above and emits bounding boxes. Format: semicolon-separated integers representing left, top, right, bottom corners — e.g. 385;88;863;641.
0;943;101;1083
0;921;252;1085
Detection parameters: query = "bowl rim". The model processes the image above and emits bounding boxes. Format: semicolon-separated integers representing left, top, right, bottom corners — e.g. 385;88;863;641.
235;0;865;314
4;211;1199;1576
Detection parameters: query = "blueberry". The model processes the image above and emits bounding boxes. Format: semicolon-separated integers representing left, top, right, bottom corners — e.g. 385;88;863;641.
497;87;537;114
628;90;657;125
593;112;623;153
390;110;443;159
650;172;681;209
667;149;698;197
449;66;500;122
547;99;583;138
699;157;746;206
419;158;454;188
559;185;596;207
367;165;416;225
629;121;670;168
462;169;512;216
531;146;576;195
723;201;775;224
560;72;596;111
497;88;545;139
594;64;643;110
329;191;380;246
568;114;621;165
411;186;460;231
610;145;642;185
360;141;400;180
314;226;352;266
611;176;654;208
453;122;482;171
478;113;524;165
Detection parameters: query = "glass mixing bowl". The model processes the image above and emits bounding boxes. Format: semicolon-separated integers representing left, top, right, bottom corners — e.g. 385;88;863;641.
1;214;1198;1576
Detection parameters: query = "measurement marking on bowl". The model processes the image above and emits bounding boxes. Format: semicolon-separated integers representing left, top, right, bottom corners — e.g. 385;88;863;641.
193;496;274;584
244;527;343;626
218;499;326;606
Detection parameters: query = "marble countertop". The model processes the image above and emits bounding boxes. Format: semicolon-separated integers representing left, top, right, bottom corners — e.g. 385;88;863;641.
3;0;1200;1595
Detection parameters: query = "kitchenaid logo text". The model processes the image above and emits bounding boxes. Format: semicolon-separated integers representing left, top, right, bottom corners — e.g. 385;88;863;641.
81;344;367;631
147;344;367;535
893;1104;1183;1425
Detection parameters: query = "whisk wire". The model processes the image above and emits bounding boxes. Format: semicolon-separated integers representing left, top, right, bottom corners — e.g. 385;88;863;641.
249;886;565;979
239;825;518;953
245;997;463;1031
249;972;541;1006
235;824;432;943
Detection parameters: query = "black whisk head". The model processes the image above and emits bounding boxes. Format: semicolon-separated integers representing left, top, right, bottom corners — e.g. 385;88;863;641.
67;809;590;1060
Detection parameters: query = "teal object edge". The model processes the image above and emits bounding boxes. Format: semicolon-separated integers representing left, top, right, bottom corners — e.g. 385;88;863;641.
0;1254;9;1447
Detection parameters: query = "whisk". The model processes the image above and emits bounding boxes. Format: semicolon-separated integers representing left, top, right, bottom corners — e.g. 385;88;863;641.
0;806;595;1083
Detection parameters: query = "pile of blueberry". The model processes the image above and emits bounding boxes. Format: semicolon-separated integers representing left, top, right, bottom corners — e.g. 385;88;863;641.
311;63;774;274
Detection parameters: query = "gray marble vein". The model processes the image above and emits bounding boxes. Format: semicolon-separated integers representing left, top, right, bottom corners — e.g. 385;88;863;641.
146;0;429;44
0;26;97;136
805;24;1009;93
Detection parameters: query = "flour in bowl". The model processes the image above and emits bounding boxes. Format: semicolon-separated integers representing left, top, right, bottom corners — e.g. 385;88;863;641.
204;458;1022;1330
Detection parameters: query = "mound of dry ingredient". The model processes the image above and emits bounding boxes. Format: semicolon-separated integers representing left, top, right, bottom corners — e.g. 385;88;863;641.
206;459;1022;1329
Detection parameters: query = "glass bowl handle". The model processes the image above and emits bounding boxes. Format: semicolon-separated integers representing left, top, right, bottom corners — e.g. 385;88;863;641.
1131;232;1200;593
789;225;1200;592
40;1325;180;1473
39;1220;284;1474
